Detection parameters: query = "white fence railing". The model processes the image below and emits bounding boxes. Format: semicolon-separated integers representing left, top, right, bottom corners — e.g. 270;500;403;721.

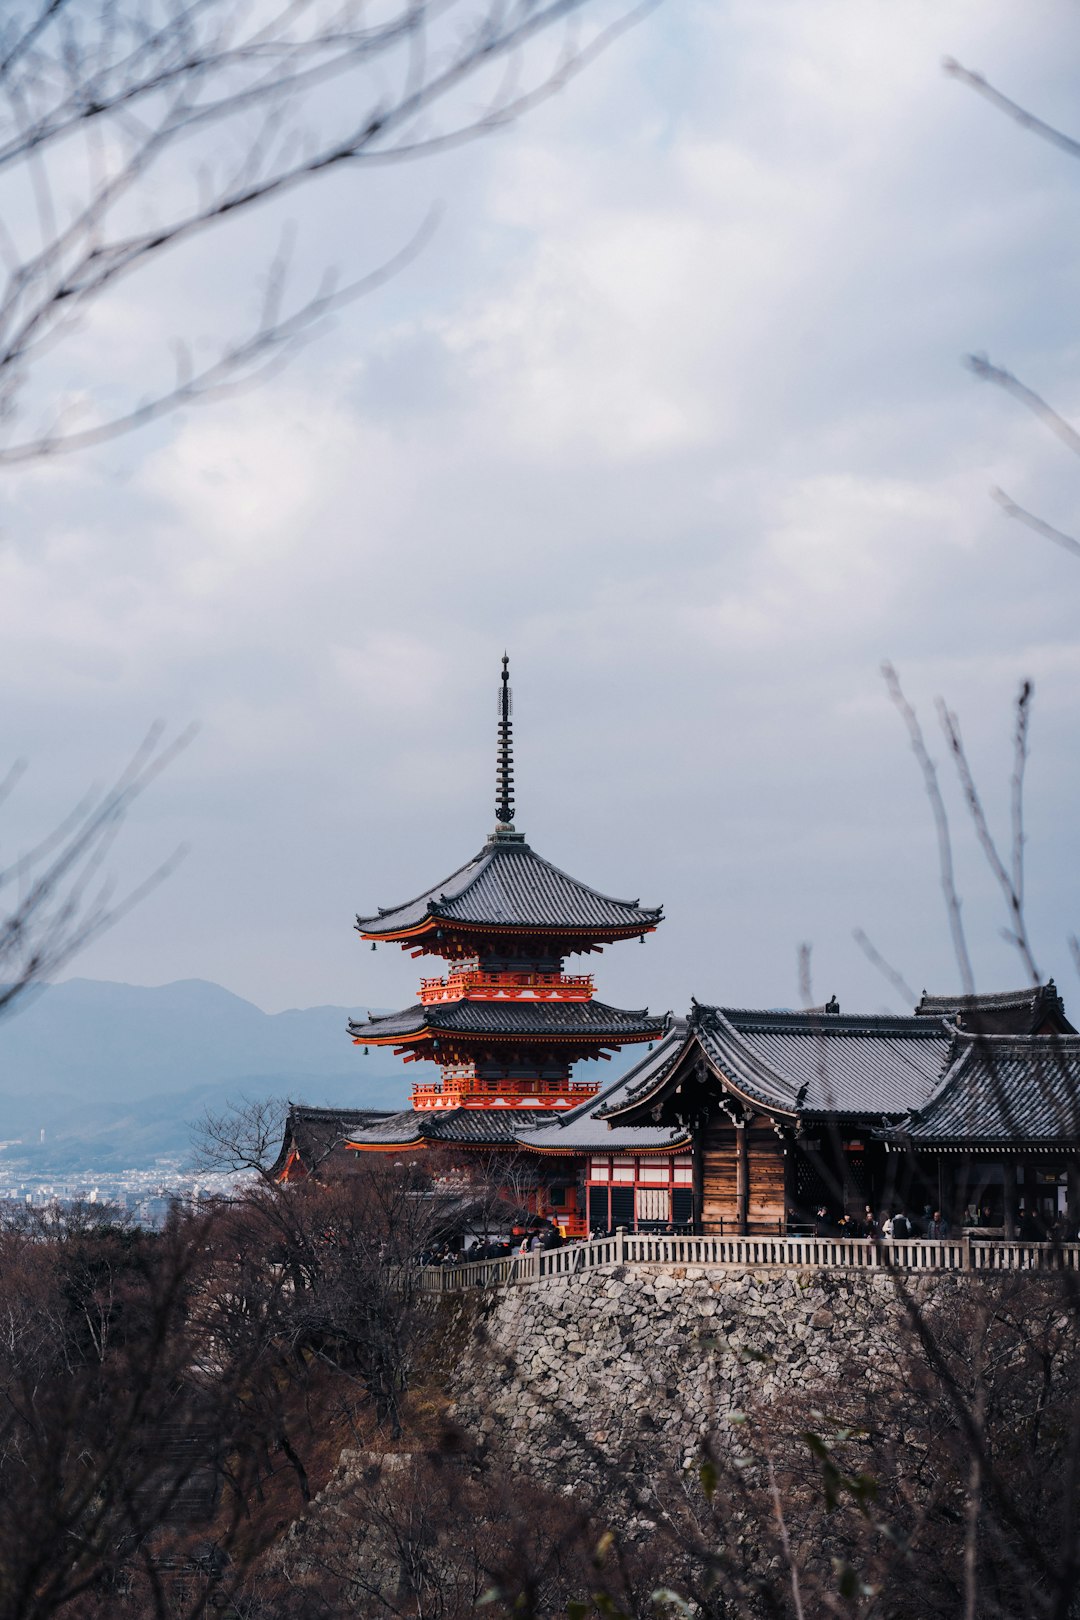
414;1231;1080;1293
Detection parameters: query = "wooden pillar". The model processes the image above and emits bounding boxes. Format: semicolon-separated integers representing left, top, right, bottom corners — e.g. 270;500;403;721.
782;1140;794;1235
692;1132;704;1236
736;1124;749;1236
1003;1160;1017;1239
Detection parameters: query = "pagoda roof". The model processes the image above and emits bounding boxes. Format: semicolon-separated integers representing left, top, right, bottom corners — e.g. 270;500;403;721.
893;1032;1080;1147
914;980;1075;1035
348;998;668;1045
356;832;662;941
600;1002;953;1124
513;1023;691;1154
342;1106;554;1149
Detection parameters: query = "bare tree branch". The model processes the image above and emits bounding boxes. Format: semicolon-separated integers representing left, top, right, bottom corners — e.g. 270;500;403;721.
882;662;975;995
0;723;194;1020
965;357;1080;461
936;681;1040;985
945;58;1080;163
992;488;1080;562
0;0;651;462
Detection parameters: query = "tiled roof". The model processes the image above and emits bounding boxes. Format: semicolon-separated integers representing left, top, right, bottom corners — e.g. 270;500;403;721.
347;999;667;1043
515;1024;691;1153
707;1006;952;1116
899;1034;1080;1144
356;835;662;937
600;1004;952;1122
272;1104;395;1172
914;980;1075;1035
343;1107;552;1148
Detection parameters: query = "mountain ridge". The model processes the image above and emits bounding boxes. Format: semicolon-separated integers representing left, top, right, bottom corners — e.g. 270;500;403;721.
0;978;408;1172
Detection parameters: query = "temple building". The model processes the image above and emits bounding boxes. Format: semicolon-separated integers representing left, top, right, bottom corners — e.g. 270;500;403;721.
600;987;1080;1235
274;662;1080;1240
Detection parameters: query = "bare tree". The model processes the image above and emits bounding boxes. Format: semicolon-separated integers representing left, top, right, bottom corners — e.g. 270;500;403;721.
193;1094;291;1183
0;0;646;463
0;723;191;1022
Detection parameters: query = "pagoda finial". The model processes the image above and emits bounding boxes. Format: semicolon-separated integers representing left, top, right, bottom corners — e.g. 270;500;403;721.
495;652;514;827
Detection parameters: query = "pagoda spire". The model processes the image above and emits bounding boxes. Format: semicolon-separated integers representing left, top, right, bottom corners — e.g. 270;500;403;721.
495;652;514;828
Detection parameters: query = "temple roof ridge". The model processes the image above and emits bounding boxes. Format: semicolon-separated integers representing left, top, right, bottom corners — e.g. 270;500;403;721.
356;835;662;938
914;979;1075;1034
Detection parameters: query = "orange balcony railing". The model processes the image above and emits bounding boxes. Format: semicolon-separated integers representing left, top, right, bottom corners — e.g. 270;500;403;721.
418;970;595;1005
411;1076;601;1111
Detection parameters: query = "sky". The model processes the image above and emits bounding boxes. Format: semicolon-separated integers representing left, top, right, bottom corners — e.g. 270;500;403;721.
2;0;1079;1028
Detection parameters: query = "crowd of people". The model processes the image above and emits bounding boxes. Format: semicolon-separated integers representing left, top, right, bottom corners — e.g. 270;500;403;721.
810;1203;1078;1242
811;1205;950;1240
419;1220;567;1266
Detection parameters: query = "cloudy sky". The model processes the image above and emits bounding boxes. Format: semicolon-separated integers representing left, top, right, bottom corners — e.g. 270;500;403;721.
2;0;1079;1030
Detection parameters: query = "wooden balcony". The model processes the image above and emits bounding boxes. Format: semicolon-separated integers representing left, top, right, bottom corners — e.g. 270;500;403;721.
418;970;595;1005
410;1077;601;1111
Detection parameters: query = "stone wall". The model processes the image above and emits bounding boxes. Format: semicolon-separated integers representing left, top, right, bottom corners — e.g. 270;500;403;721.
441;1262;1023;1484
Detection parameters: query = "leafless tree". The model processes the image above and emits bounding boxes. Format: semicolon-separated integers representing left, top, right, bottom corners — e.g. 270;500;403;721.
192;1093;290;1183
0;0;647;463
0;723;191;1022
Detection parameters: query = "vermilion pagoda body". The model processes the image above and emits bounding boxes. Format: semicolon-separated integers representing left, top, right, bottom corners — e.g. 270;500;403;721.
347;657;666;1111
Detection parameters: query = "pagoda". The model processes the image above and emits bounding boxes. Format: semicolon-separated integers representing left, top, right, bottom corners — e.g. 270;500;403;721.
347;657;667;1112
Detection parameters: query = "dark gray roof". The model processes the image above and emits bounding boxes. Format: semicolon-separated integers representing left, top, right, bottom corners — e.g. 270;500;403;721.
272;1105;395;1174
601;1004;952;1122
356;833;662;938
898;1034;1080;1145
514;1024;691;1154
342;1107;555;1148
914;980;1075;1035
706;1007;952;1115
348;999;667;1043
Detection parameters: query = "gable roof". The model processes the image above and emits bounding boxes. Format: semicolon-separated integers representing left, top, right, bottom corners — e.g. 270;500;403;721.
600;1003;953;1124
914;980;1075;1035
356;834;662;940
896;1033;1080;1145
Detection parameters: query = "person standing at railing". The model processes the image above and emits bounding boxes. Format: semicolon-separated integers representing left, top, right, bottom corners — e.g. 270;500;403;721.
927;1210;949;1239
891;1211;912;1240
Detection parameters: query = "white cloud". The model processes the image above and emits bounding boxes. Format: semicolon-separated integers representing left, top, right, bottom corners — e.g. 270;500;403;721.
3;0;1080;1018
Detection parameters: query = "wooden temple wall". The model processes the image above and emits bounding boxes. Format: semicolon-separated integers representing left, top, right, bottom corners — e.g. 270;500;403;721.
701;1116;787;1234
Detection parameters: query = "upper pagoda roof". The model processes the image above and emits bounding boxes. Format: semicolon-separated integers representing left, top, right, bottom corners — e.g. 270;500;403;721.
356;832;663;941
348;997;668;1045
914;980;1075;1035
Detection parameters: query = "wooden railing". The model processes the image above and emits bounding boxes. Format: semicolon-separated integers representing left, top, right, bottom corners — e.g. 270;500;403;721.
414;1231;1080;1293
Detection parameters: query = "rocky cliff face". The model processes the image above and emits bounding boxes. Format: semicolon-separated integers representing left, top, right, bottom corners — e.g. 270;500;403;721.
444;1262;995;1480
261;1263;1078;1615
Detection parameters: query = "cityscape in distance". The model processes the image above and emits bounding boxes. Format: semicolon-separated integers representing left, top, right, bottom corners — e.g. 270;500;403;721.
0;978;411;1218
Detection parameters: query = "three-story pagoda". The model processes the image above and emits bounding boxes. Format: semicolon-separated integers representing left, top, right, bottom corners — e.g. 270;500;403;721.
347;658;667;1112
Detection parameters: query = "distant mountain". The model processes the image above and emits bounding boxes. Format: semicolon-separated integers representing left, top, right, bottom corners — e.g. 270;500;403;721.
0;979;409;1172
